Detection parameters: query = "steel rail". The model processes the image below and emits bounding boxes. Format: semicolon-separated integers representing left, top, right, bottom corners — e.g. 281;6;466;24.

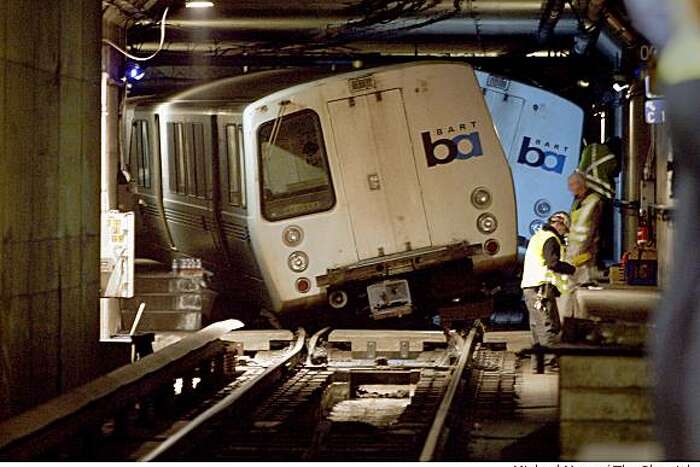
419;326;480;461
306;326;331;366
140;327;307;461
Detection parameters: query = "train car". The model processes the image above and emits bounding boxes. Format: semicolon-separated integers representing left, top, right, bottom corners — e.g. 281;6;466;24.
475;70;584;243
124;62;517;321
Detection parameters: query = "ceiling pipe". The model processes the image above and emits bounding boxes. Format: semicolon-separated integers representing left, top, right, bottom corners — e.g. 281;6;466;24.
131;38;574;57
586;0;607;23
570;0;637;64
537;0;566;44
592;9;639;70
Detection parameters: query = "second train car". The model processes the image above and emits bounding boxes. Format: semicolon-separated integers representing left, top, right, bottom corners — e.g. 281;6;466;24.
476;70;584;245
124;62;517;321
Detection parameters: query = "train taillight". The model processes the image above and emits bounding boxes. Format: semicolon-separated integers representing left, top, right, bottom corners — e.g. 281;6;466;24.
484;239;500;255
295;277;311;293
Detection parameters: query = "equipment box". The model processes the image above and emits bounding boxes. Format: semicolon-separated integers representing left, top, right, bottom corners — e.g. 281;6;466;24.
624;248;657;286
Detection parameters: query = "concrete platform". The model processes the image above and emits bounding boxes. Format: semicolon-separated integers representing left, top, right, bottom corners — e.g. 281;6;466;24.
483;330;533;353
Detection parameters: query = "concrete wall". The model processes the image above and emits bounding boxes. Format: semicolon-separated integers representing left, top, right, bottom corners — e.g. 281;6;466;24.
0;0;110;419
560;355;656;460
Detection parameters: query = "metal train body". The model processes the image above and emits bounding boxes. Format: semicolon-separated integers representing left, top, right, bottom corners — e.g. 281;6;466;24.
125;62;517;318
475;71;584;242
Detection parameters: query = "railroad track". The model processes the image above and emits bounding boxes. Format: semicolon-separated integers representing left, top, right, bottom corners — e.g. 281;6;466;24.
1;321;499;462
145;326;481;462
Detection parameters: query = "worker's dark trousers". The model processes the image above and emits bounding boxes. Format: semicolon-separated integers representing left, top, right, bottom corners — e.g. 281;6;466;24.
654;79;700;459
523;287;561;347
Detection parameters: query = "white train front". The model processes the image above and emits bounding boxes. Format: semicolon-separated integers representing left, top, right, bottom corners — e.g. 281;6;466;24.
125;62;517;319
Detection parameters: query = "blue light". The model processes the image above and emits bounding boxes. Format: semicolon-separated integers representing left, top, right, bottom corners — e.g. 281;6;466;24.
126;63;145;81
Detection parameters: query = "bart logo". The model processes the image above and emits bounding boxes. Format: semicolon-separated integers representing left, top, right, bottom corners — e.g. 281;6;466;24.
422;131;484;167
517;136;567;174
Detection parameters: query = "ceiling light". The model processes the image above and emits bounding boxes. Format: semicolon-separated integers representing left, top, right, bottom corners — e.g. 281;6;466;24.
185;1;214;8
577;80;590;88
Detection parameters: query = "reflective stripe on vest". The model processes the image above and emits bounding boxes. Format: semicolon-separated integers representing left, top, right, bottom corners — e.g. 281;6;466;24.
582;145;615;199
569;192;599;247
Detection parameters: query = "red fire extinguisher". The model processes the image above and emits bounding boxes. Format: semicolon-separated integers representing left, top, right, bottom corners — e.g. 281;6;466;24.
637;212;651;247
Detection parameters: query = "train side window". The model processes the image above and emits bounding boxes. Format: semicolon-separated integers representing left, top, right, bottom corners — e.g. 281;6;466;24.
193;122;210;199
166;122;187;195
128;120;151;189
226;124;246;208
257;109;335;221
166;121;210;199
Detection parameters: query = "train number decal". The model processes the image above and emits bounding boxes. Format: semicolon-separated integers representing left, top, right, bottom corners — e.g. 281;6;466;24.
422;122;484;168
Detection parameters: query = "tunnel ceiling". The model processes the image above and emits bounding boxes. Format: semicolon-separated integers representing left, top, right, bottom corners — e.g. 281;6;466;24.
102;0;644;109
105;0;637;59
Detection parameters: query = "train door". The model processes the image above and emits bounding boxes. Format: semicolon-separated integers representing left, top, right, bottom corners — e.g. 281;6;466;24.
481;89;525;160
328;89;432;260
159;115;220;264
127;114;174;259
215;115;264;298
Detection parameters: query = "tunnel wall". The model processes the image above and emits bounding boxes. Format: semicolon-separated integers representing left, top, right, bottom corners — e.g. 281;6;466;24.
0;1;116;419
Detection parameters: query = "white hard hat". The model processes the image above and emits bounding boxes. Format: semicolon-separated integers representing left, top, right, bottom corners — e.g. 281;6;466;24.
548;211;571;231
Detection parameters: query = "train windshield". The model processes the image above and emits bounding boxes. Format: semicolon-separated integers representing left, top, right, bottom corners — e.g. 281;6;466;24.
258;109;335;221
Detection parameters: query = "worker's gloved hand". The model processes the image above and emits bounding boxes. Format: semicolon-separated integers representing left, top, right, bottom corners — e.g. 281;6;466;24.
571;252;592;267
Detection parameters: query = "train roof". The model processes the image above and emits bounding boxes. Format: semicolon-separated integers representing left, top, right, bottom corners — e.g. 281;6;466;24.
474;69;584;115
129;62;471;112
130;68;334;110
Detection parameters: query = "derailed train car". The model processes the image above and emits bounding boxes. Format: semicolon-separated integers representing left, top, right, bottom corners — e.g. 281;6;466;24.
124;62;517;320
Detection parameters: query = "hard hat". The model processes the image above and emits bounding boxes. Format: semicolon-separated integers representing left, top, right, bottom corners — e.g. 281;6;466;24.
548;211;571;231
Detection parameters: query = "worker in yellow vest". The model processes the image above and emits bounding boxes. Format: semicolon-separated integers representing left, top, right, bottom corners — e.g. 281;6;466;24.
556;171;605;320
568;171;603;283
625;0;700;458
521;212;576;353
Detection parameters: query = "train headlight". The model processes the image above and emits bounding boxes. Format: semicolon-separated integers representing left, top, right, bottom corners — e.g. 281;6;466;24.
529;219;546;235
471;187;492;209
283;226;304;247
477;213;498;234
288;251;309;273
534;199;552;218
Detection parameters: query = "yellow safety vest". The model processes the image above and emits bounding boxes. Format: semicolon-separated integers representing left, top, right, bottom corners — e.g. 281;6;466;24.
568;192;602;267
659;0;700;85
521;228;568;292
